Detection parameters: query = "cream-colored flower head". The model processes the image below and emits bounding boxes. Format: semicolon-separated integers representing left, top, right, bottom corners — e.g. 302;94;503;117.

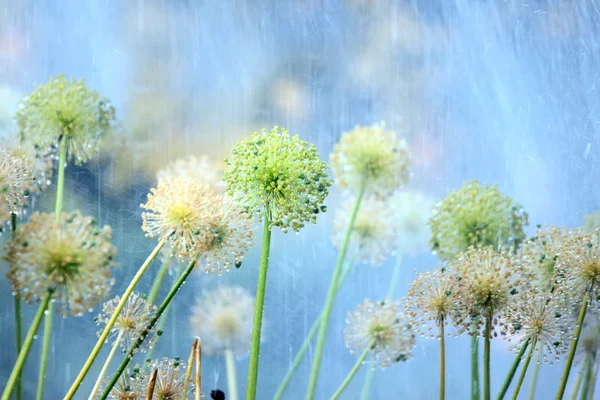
391;190;434;254
224;126;332;233
332;195;399;265
199;196;255;274
144;358;195;399
5;211;117;316
95;371;148;400
502;290;570;364
157;155;224;194
453;246;522;337
190;286;255;356
344;298;415;369
405;267;462;338
16;74;116;164
330;123;410;196
6;140;53;192
429;180;529;262
141;176;219;260
0;146;35;224
96;292;156;353
559;229;600;307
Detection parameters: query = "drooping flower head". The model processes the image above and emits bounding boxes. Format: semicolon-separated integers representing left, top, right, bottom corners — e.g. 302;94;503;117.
330;123;410;196
141;176;219;260
0;146;35;225
391;190;434;255
332;195;399;265
344;298;415;369
144;357;194;400
96;292;157;352
453;246;522;337
502;291;570;364
190;285;255;356
429;180;529;262
157;155;224;194
5;211;117;316
224;126;332;232
16;74;116;164
404;267;462;338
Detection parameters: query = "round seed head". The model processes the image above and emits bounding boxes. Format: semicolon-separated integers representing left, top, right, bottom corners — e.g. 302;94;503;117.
0;146;35;224
157;155;225;194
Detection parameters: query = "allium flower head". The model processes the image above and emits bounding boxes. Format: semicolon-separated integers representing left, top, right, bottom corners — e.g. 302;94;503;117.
190;285;255;356
7;140;54;191
141;176;219;260
391;190;434;254
157;155;224;194
224;126;332;233
0;146;35;224
502;291;570;364
95;372;148;400
429;180;529;262
453;246;522;337
405;267;462;338
344;298;415;369
198;196;255;274
16;74;116;164
583;211;600;233
559;229;600;307
330;123;410;196
332;195;399;265
5;211;117;316
96;292;157;352
145;357;193;400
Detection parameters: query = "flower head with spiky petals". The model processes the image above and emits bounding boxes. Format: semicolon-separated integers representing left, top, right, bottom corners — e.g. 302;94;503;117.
6;140;54;192
224;126;332;233
404;267;462;338
190;285;255;356
141;176;219;260
429;180;529;262
559;229;600;308
344;298;415;369
0;146;35;225
583;212;600;233
95;371;148;400
157;155;225;194
96;292;157;353
453;246;522;337
5;211;117;316
332;195;399;265
391;190;434;255
145;357;194;400
330;123;410;196
16;74;116;164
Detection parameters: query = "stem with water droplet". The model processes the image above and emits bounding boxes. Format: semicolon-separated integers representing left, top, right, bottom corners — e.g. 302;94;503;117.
511;339;536;400
99;254;199;399
330;338;375;400
88;330;124;400
496;337;530;400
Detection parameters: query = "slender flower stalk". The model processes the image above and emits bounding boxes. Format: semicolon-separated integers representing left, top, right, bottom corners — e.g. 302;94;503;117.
527;350;542;400
88;330;124;400
579;354;594;400
147;254;171;305
496;338;530;400
331;338;376;400
569;362;584;400
484;318;492;400
511;339;536;400
99;255;200;399
146;368;158;400
65;238;167;399
11;213;23;400
183;338;199;399
440;320;446;400
473;335;481;400
195;340;202;400
225;349;238;400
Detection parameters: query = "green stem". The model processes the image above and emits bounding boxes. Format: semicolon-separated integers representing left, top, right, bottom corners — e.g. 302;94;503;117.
147;254;171;305
12;213;23;400
588;359;598;400
273;252;358;400
527;349;542;400
36;134;67;400
99;254;200;399
183;338;199;400
330;339;375;400
511;339;536;400
556;294;589;400
580;353;594;400
1;291;53;400
472;333;481;400
88;330;124;400
484;317;491;400
359;368;375;400
65;237;169;399
225;349;238;400
306;181;366;400
246;214;272;400
569;359;584;400
496;338;530;400
441;320;446;400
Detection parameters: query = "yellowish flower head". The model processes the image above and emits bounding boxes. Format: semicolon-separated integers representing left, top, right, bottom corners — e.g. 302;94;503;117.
0;146;35;224
330;123;410;196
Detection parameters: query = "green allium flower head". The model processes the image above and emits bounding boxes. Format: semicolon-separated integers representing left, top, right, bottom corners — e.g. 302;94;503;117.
16;74;116;164
224;126;332;233
429;180;529;262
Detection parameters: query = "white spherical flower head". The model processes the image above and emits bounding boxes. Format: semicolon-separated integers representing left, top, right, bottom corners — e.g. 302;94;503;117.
157;155;225;194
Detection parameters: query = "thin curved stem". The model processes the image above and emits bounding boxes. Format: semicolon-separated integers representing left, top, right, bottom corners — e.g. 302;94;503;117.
88;330;124;400
484;318;492;400
556;294;589;400
225;349;238;400
99;254;200;399
306;181;366;400
147;254;171;305
440;321;446;400
511;339;536;400
1;290;53;400
245;214;272;400
330;339;375;400
273;252;358;400
527;349;542;400
496;338;530;400
65;237;169;399
11;213;23;400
